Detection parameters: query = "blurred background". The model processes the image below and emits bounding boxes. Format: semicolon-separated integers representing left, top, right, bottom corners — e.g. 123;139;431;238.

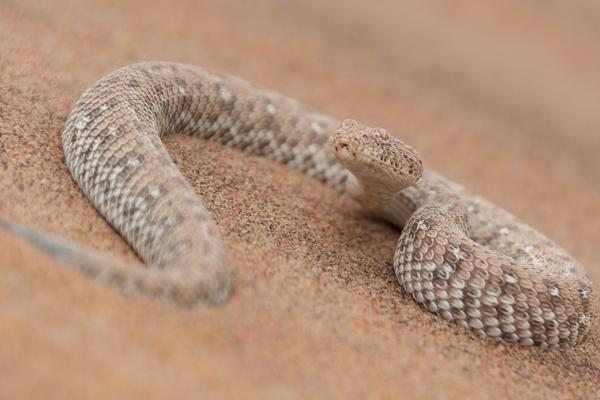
2;0;600;398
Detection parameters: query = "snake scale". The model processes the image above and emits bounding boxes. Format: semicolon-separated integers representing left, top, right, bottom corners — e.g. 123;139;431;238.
16;62;597;348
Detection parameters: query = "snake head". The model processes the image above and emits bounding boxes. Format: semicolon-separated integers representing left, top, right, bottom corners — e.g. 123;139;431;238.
330;119;423;191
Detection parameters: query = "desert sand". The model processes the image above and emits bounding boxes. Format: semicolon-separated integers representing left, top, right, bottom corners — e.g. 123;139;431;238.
1;0;599;398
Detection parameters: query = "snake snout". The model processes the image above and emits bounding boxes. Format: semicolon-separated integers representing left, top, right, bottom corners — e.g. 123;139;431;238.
330;122;363;163
330;137;355;161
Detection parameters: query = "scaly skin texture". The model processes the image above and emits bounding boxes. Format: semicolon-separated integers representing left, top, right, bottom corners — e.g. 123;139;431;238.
47;61;593;347
62;62;348;306
332;121;594;348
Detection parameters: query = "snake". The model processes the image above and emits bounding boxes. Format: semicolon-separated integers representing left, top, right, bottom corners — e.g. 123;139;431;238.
4;62;594;348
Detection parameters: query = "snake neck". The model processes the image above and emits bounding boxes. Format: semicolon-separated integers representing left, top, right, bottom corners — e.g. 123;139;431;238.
344;173;418;228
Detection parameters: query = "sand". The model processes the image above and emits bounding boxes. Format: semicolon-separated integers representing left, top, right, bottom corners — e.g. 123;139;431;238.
1;0;599;398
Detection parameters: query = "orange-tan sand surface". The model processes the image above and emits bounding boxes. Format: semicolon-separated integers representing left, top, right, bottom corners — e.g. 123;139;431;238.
1;1;600;398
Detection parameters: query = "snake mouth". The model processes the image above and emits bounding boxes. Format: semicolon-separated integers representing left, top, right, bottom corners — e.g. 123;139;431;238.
333;142;350;154
331;137;358;162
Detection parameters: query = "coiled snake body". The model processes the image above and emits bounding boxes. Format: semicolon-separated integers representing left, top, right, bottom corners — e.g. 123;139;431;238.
16;62;596;348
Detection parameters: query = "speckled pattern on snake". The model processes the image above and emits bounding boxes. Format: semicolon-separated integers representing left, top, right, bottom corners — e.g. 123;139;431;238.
18;62;598;348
